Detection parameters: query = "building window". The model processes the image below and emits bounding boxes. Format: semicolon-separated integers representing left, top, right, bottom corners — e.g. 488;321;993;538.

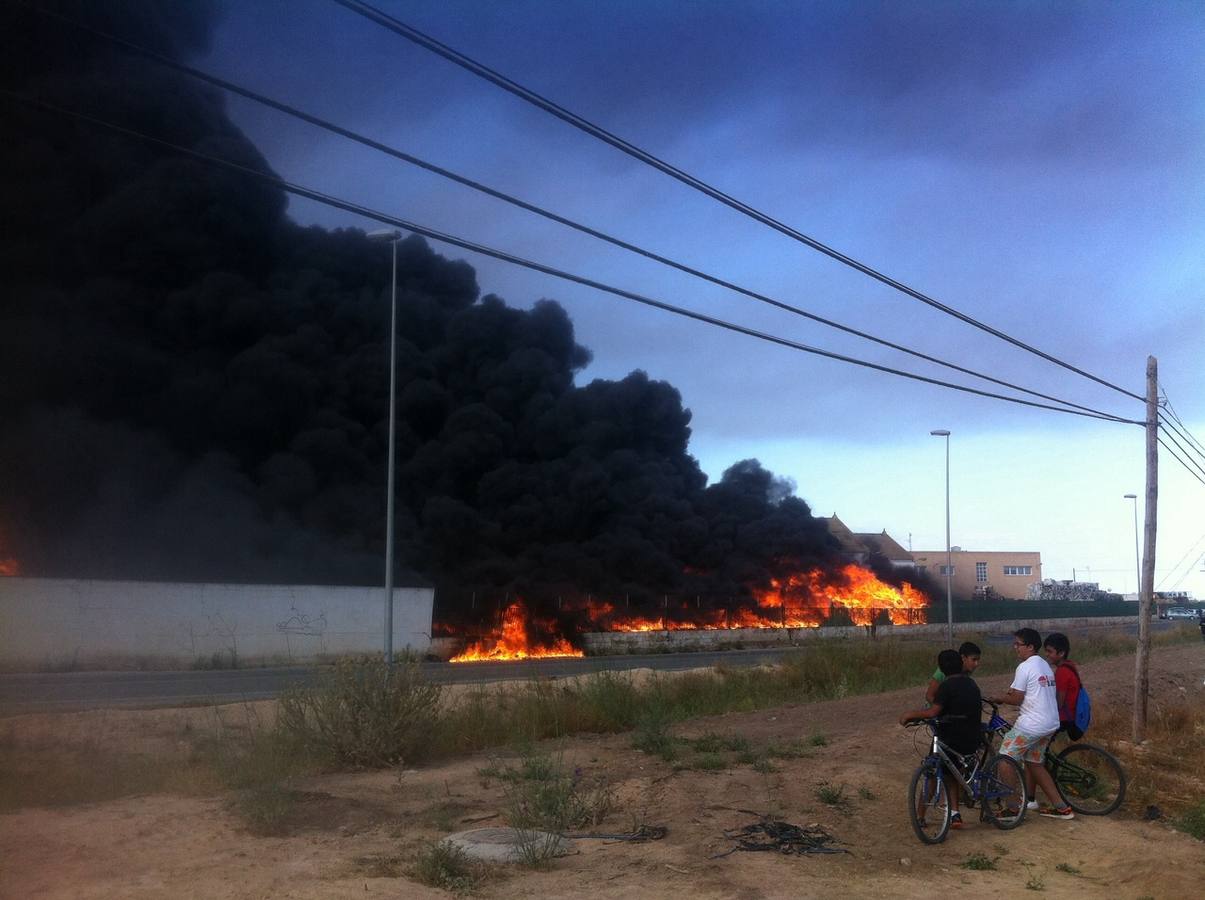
1003;565;1033;576
917;565;927;574
976;562;988;583
939;565;955;576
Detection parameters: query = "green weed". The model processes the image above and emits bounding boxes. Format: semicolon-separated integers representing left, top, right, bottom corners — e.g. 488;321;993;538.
960;853;998;871
815;782;849;809
276;654;441;768
412;842;480;892
1175;799;1205;840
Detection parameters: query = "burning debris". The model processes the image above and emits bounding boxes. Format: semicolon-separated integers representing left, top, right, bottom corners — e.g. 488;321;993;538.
450;602;585;662
446;564;928;661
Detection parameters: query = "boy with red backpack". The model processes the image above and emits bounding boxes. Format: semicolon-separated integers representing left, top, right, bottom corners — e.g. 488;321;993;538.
1042;632;1088;741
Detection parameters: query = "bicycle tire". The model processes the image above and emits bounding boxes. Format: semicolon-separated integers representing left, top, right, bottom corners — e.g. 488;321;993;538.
908;762;951;844
1053;742;1127;815
979;754;1026;830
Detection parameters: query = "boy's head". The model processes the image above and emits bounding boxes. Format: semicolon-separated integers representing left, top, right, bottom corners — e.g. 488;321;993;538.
937;649;963;677
958;641;982;673
1013;627;1042;658
1043;632;1070;665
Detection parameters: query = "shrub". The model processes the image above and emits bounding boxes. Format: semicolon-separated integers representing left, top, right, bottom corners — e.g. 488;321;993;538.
1177;799;1205;840
500;751;613;832
412;842;479;891
276;654;441;768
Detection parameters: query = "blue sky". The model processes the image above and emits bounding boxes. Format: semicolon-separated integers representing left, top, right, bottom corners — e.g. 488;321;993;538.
206;0;1205;597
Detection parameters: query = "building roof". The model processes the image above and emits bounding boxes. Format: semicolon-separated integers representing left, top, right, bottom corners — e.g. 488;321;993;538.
825;516;913;562
854;530;913;562
824;515;868;555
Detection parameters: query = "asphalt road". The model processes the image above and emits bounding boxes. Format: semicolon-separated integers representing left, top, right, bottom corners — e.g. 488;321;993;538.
0;620;1175;716
0;646;805;716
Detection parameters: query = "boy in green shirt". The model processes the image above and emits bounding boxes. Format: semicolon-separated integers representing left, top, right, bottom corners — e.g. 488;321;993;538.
926;641;981;705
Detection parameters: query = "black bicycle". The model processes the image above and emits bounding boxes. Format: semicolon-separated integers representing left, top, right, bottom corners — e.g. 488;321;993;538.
905;714;1026;844
982;702;1127;816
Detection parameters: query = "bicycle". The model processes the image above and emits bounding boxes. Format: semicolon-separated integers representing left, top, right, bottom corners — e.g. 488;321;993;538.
905;714;1027;844
981;702;1127;816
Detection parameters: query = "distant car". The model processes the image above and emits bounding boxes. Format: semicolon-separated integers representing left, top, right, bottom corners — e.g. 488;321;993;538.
1164;607;1198;620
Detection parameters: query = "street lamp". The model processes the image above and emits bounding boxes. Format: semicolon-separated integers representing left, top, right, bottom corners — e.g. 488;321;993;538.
930;429;953;643
370;228;403;665
1123;494;1140;599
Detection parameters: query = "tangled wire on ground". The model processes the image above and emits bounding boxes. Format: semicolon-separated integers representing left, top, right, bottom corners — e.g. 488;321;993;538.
711;818;848;858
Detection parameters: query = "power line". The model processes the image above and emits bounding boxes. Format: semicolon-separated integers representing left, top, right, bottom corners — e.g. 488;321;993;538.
1159;413;1205;472
330;0;1146;404
1158;387;1205;457
1;89;1146;428
19;1;1135;425
1156;528;1205;591
1157;435;1205;491
1158;423;1205;482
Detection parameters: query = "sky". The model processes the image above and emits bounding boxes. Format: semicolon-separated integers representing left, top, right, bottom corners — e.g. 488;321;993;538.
203;0;1205;598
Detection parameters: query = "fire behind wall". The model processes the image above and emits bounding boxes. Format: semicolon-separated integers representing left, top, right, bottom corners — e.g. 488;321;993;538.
0;2;936;637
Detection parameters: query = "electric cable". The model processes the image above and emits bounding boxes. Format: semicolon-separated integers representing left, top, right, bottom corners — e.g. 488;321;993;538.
1159;413;1205;471
0;89;1147;428
1158;423;1205;482
1155;528;1205;591
1157;436;1205;491
330;0;1145;403
1157;388;1205;458
15;0;1135;424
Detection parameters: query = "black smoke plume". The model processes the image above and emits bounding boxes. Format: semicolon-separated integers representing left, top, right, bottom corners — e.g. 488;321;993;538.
0;1;901;627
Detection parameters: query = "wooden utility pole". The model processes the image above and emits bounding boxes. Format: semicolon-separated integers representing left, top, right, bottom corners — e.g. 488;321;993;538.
1132;355;1159;743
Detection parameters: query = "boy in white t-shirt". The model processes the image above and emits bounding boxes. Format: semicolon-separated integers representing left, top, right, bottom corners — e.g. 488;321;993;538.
987;627;1074;819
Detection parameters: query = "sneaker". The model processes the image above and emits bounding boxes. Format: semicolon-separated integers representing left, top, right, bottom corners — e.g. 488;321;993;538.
950;811;964;830
1026;800;1039;811
1039;806;1075;820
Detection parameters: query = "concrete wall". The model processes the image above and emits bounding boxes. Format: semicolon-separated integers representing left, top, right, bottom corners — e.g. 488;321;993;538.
0;577;433;669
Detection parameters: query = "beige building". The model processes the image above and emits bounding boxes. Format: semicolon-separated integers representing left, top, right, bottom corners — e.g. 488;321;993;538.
912;549;1043;600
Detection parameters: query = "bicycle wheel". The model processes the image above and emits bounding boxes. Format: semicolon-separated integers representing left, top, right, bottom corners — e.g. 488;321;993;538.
979;754;1027;830
1053;742;1127;815
908;762;951;844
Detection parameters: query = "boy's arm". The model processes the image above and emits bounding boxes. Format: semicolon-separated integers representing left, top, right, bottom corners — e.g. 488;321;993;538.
925;678;940;704
989;687;1025;706
900;702;942;726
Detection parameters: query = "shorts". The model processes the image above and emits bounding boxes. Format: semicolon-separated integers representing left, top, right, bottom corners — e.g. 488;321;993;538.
999;727;1053;764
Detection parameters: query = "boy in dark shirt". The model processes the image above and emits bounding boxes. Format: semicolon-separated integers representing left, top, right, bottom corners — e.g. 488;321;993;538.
901;649;983;829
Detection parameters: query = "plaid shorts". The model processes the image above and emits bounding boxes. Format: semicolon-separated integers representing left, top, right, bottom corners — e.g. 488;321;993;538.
1000;727;1053;764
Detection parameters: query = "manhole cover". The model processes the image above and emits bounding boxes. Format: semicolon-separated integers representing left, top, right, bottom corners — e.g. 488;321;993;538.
441;827;574;863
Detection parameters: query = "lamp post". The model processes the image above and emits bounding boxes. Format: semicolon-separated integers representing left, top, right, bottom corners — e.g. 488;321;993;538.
369;228;402;665
1123;494;1140;598
930;429;953;643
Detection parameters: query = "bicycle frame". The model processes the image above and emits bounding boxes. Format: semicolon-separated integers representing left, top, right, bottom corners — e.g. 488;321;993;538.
922;728;1015;807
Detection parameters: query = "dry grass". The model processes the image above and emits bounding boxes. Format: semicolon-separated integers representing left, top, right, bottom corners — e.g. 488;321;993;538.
1;629;1197;823
1084;697;1205;826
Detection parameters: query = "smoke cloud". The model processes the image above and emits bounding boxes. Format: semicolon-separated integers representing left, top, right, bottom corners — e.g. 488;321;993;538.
2;1;920;624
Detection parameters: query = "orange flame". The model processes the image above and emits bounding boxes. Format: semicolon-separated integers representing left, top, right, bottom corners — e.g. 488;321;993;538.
450;601;585;662
755;564;929;627
0;530;17;576
447;565;927;662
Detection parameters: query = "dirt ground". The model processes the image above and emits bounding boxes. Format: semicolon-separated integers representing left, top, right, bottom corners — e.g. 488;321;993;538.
1;644;1203;899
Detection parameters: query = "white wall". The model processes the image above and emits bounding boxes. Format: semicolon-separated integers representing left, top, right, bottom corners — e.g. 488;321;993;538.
0;577;433;669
